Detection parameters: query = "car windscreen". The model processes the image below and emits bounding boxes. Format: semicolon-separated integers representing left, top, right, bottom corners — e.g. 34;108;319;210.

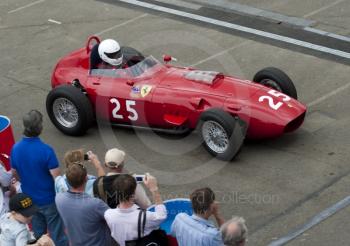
90;56;162;78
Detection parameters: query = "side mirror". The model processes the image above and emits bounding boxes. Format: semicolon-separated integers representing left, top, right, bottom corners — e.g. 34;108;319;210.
163;55;177;64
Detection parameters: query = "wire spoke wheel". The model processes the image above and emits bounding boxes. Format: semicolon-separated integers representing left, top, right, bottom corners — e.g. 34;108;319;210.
47;85;94;136
53;98;79;128
202;120;229;154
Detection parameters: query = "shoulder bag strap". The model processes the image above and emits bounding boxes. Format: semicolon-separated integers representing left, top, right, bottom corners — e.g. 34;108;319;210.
137;209;143;239
97;177;107;202
141;209;146;238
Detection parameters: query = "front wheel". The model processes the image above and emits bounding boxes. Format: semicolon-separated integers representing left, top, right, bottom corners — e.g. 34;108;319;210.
253;67;298;99
46;85;93;136
198;109;246;161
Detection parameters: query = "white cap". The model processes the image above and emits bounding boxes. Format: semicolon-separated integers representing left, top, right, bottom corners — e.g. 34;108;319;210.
105;148;125;168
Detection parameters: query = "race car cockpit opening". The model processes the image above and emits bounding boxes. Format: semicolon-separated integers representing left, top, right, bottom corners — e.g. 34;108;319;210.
90;44;146;70
90;56;164;78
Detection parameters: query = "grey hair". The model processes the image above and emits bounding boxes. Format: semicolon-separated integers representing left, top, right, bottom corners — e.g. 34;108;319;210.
23;110;43;137
220;217;248;246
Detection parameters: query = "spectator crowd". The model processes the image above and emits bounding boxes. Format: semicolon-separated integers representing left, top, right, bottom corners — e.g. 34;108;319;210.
0;109;248;246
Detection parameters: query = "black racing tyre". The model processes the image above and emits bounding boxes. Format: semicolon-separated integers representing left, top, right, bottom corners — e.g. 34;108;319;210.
253;67;298;99
46;85;93;136
198;109;247;161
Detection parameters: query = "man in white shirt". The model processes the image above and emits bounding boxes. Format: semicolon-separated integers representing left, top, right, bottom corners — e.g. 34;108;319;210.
104;173;167;246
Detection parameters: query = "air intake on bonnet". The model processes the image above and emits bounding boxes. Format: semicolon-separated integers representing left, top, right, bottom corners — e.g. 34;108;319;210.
184;70;223;85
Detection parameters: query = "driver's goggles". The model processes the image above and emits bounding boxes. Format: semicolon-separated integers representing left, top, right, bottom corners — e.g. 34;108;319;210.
105;50;122;59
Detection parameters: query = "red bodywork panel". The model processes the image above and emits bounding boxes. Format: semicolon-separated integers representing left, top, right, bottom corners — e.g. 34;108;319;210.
51;37;306;139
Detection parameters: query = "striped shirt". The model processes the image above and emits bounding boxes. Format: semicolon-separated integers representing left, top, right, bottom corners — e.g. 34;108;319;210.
171;213;223;246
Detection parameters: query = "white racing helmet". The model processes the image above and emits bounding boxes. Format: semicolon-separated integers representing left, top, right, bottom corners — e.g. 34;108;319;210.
98;39;123;66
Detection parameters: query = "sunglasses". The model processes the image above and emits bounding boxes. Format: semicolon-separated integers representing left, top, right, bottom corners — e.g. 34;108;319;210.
71;162;86;169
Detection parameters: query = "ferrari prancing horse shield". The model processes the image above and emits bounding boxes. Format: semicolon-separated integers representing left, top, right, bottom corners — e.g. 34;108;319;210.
141;85;152;98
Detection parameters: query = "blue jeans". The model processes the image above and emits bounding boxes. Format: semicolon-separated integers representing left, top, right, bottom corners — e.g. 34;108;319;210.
32;202;68;246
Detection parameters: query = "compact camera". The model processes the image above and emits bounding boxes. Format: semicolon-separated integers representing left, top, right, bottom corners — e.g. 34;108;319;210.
134;175;145;183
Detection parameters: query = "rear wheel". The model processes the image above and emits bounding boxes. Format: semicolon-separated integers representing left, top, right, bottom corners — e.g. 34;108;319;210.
46;85;93;136
198;109;246;161
253;67;298;99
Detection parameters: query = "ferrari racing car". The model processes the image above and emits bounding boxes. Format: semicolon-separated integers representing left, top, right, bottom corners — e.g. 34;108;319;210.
46;36;307;160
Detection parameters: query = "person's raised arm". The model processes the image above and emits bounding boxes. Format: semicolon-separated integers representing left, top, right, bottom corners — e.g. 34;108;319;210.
87;151;105;177
144;173;162;205
211;201;225;227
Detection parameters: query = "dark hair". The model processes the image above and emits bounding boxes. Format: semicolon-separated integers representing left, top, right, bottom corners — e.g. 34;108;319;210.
66;164;87;188
190;187;215;214
113;174;136;202
23;110;43;137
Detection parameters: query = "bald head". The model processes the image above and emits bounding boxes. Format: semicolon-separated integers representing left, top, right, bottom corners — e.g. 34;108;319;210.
220;217;247;246
226;222;240;234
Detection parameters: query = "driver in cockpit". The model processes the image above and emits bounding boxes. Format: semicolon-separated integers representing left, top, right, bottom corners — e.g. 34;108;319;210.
97;39;128;70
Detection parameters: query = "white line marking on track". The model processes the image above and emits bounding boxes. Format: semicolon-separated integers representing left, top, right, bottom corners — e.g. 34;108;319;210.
304;27;350;43
304;27;328;35
118;0;350;60
192;0;315;27
303;0;346;18
191;40;252;66
307;82;350;107
328;33;350;42
154;0;201;10
268;195;350;246
48;19;61;25
8;0;45;14
95;13;148;36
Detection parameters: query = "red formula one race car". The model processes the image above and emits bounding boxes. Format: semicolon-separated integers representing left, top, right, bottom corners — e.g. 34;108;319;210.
46;36;306;160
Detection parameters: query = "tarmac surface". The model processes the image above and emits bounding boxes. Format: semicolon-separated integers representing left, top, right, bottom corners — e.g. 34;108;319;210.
0;0;349;245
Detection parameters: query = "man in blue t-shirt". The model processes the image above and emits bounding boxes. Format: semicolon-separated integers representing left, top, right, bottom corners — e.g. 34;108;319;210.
11;110;68;246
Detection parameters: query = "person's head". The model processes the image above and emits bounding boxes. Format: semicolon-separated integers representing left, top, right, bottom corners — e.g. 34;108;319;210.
98;39;123;67
9;193;38;224
66;163;87;189
220;217;248;246
23;110;43;137
105;148;125;172
190;187;215;216
64;149;85;168
113;174;136;203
